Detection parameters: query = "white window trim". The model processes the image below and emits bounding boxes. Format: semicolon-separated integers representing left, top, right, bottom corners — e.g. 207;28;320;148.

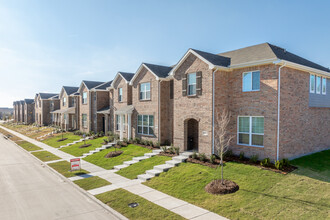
242;70;260;92
82;92;88;104
63;97;66;106
237;116;264;148
322;77;327;95
137;115;154;136
310;74;315;93
187;73;197;96
140;82;151;101
316;76;321;94
118;88;123;102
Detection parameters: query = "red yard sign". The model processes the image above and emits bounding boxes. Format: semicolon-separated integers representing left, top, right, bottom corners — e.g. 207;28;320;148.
70;158;81;171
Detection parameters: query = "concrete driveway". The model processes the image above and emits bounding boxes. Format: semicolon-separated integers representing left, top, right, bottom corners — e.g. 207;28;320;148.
0;133;121;220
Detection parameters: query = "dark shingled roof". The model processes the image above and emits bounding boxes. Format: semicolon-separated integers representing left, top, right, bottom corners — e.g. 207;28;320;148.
19;100;24;104
24;99;34;104
94;81;112;90
219;43;330;72
144;63;173;78
39;93;58;99
191;49;231;67
63;86;79;95
82;80;105;90
119;72;135;82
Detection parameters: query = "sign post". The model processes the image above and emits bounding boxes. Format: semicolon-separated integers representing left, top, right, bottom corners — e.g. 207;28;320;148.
70;158;81;171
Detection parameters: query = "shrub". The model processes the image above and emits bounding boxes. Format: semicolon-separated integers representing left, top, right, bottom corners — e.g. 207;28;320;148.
103;138;109;144
174;147;180;155
122;138;128;144
128;138;134;144
239;151;245;160
88;131;95;136
275;160;283;170
154;141;160;148
160;146;167;152
260;158;271;167
210;154;216;164
133;137;141;144
281;158;290;167
224;149;233;158
148;141;154;147
169;146;176;154
99;131;104;137
106;131;113;137
199;153;207;162
250;154;259;163
74;130;83;136
191;151;198;159
108;136;114;142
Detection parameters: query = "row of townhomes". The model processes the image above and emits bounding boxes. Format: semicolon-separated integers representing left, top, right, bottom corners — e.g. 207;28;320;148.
13;43;330;161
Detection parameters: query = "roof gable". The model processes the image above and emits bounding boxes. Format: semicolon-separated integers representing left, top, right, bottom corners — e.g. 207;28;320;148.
39;93;59;100
111;72;135;88
130;63;172;85
78;80;105;93
93;81;112;90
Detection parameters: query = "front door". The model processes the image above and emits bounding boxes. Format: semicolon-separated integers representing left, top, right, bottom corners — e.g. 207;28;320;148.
187;119;199;151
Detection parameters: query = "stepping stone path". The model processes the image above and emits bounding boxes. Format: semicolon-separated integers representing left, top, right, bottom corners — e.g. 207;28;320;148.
137;151;193;181
113;149;162;171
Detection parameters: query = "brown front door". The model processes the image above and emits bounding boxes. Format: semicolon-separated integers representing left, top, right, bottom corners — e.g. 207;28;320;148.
187;119;198;151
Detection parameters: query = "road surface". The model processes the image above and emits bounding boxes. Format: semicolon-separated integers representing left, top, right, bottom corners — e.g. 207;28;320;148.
0;132;120;220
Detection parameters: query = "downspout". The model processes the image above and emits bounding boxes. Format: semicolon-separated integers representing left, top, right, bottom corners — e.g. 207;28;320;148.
212;68;219;154
275;61;286;161
158;80;161;143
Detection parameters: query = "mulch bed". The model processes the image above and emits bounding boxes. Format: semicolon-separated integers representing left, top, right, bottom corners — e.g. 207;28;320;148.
205;179;239;195
187;158;220;168
158;152;178;157
105;151;123;158
56;138;68;142
79;144;92;148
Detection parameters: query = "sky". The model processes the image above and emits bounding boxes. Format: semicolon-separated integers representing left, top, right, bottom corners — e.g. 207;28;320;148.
0;0;330;107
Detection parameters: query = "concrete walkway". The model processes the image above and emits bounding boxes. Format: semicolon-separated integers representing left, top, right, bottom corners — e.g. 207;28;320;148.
0;125;227;220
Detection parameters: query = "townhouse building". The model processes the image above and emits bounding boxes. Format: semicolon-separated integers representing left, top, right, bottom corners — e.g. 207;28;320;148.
34;93;59;126
24;99;35;124
19;100;25;123
13;101;19;122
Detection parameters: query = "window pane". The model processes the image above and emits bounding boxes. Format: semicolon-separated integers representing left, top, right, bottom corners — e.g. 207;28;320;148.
149;127;154;135
138;115;142;125
188;73;196;84
322;78;326;94
143;127;148;134
310;75;315;92
252;135;263;146
146;91;150;99
140;91;143;100
239;133;249;144
138;126;142;133
145;82;150;91
188;85;196;95
316;76;321;93
252;117;264;134
239;117;250;132
252;71;260;90
243;72;252;92
149;115;154;126
143;115;148;126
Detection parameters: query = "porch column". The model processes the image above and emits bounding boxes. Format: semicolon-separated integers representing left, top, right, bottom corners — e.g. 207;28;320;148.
127;113;131;140
105;114;109;133
120;114;123;141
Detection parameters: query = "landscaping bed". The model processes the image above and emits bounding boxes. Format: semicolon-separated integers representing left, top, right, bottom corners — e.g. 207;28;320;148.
96;189;185;220
73;176;111;190
48;161;89;178
31;150;61;162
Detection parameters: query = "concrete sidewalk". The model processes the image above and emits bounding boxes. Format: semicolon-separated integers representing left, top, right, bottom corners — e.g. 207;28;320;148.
1;125;228;220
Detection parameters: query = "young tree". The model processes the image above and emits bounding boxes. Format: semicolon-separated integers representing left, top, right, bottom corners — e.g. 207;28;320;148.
214;109;234;184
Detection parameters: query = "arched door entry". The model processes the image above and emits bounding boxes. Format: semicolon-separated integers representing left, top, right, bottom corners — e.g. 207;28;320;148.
187;118;198;151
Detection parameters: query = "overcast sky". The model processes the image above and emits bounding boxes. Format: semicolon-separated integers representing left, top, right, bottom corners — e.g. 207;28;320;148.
1;0;330;107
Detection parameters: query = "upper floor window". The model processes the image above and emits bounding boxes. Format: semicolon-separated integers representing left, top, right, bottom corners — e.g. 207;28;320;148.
316;76;321;94
71;97;75;107
82;92;87;104
243;71;260;92
322;77;327;95
238;116;264;147
118;88;123;102
140;82;151;100
310;74;315;93
188;73;196;96
63;97;66;106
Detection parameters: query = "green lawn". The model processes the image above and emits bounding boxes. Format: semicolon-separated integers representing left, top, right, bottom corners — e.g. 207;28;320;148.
42;133;82;148
84;144;151;170
291;150;330;182
144;162;330;220
73;176;111;190
48;161;89;178
60;137;105;157
117;156;172;179
16;140;42;151
31;150;61;162
96;189;185;220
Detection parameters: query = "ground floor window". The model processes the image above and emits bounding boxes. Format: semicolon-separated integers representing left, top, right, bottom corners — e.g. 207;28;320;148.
137;115;154;135
82;114;87;128
116;115;125;131
238;116;264;147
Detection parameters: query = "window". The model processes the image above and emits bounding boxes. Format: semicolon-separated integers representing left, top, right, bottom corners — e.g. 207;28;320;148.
82;114;87;128
242;71;260;92
63;97;66;106
188;73;196;95
316;76;321;94
116;115;125;130
82;92;88;104
322;77;327;95
71;98;75;107
310;74;315;93
140;83;151;100
118;88;123;102
238;116;264;147
137;115;154;135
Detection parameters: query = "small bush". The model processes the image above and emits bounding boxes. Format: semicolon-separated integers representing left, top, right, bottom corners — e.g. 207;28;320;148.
210;154;216;164
199;153;207;162
106;131;113;137
128;138;133;144
174;147;180;155
250;154;259;163
122;138;128;144
108;136;114;142
281;158;290;167
260;158;271;167
275;160;283;170
160;146;167;152
103;138;109;144
148;141;154;147
99;131;104;137
239;151;245;160
88;131;95;136
133;137;141;144
191;151;198;159
169;146;176;154
154;142;160;148
224;149;233;158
